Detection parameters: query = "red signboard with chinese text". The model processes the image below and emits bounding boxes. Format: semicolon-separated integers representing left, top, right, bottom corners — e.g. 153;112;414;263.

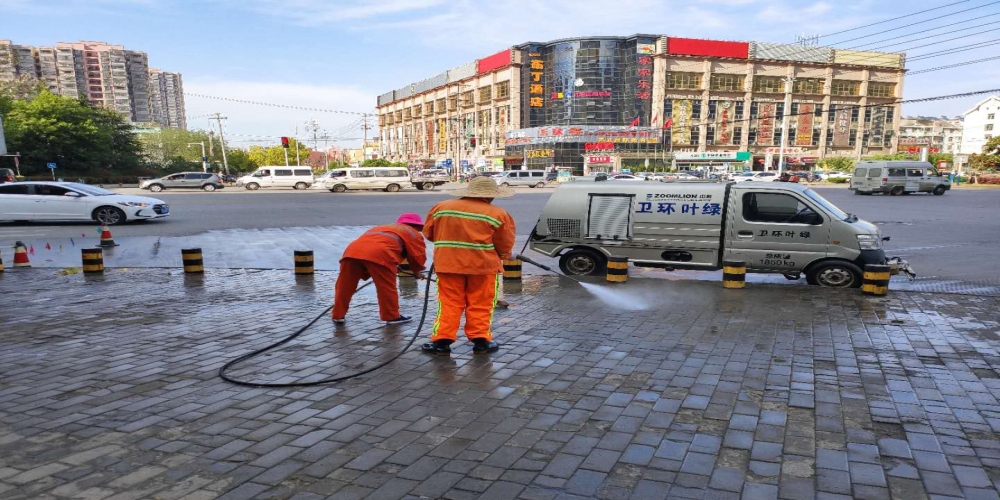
478;49;512;74
585;142;615;152
588;156;613;163
666;38;749;59
757;102;775;146
795;104;814;146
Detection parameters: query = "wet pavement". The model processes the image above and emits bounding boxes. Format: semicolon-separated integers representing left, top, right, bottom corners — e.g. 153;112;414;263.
3;268;1000;499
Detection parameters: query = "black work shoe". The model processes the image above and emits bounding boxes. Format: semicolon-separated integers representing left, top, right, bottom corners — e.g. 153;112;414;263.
472;339;500;354
386;316;412;325
421;341;452;355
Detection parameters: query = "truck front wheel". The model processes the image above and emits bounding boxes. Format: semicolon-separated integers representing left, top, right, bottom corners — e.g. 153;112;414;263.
806;260;863;288
559;248;607;277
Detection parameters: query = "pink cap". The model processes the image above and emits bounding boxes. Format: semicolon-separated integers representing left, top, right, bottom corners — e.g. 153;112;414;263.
396;213;424;226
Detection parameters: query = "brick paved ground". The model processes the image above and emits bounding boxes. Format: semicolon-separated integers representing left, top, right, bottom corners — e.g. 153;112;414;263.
2;268;1000;499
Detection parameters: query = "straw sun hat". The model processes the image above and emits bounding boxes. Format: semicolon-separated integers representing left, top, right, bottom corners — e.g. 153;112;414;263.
450;176;515;199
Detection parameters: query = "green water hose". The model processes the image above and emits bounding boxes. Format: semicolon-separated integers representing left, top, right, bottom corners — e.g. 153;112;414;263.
218;265;435;388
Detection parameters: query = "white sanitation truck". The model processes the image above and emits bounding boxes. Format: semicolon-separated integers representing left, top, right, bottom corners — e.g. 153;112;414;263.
529;181;912;287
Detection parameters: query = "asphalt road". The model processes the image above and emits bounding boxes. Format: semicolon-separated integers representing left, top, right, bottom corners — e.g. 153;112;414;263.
2;185;998;290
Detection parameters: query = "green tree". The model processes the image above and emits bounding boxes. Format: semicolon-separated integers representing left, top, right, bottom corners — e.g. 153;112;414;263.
224;148;258;175
246;139;309;167
817;156;854;172
969;136;1000;174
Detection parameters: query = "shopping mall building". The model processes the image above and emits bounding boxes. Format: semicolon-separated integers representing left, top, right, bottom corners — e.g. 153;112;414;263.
376;35;905;174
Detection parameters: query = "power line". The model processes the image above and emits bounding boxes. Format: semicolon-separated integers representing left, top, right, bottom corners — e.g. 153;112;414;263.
828;1;1000;45
846;13;1000;49
820;0;971;38
185;93;372;116
908;37;1000;61
907;54;1000;74
876;28;1000;54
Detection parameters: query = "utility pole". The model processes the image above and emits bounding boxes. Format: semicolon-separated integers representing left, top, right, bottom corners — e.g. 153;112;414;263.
211;113;230;176
187;142;208;172
777;77;795;175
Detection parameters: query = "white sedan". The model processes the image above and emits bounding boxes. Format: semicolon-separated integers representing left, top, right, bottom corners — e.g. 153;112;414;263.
0;182;169;225
611;174;645;181
732;172;780;183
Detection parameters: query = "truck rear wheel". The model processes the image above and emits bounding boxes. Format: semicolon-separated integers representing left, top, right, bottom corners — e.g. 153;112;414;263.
889;186;904;196
932;185;947;196
806;261;863;288
559;248;606;277
422;182;435;191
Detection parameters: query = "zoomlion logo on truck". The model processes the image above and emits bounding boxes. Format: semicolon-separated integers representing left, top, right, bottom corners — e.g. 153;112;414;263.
646;193;713;200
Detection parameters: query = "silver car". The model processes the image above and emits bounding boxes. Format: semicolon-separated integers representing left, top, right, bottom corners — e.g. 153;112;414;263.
141;172;225;193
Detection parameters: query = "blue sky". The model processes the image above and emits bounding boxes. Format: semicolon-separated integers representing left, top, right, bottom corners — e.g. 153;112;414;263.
2;0;998;147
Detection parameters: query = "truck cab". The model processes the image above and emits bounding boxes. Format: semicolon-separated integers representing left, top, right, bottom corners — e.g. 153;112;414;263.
530;181;891;287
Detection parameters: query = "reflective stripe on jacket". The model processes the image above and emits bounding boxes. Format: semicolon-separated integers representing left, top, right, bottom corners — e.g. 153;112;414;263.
423;198;516;275
342;223;427;273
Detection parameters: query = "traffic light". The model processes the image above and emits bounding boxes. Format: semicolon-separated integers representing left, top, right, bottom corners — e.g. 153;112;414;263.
469;136;476;147
280;137;289;148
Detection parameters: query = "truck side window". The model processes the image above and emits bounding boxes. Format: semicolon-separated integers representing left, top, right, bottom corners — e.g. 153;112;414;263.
907;168;924;177
887;168;906;177
867;169;881;178
742;193;821;225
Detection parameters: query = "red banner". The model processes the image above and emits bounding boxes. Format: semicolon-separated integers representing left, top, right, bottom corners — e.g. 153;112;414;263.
757;102;775;146
796;104;813;146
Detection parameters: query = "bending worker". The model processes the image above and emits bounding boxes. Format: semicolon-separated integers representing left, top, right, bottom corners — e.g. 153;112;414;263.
333;213;427;325
422;177;516;355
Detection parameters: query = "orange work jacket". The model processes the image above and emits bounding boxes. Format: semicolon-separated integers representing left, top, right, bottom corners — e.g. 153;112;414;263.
423;198;516;275
342;223;427;273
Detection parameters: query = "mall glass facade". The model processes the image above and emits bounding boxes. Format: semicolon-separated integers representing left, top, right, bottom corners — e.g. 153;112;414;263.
510;36;664;174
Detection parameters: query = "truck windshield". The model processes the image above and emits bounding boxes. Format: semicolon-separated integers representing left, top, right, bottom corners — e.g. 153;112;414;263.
802;189;850;221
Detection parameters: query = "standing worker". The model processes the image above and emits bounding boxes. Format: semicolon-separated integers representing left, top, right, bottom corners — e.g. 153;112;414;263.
332;213;427;325
422;177;516;355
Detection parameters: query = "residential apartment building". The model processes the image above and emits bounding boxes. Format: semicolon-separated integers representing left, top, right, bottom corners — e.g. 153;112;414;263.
0;39;180;128
898;117;963;155
960;96;1000;155
377;35;905;174
148;68;186;129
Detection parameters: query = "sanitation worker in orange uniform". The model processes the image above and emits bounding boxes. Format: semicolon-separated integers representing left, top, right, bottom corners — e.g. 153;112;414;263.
333;213;427;325
421;177;516;355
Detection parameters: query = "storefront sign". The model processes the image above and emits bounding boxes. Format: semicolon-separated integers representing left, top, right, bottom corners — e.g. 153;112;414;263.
529;54;545;108
795;103;813;146
505;126;661;146
672;99;693;146
903;146;939;154
588;156;613;163
438;119;447;152
425;120;434;153
585;142;615;152
636;56;652;101
526;149;554;158
718;101;731;145
674;151;751;161
899;137;931;145
756;147;806;154
551;90;611;99
492;158;504;167
757;102;775;146
637;43;656;55
833;107;851;147
870;107;886;146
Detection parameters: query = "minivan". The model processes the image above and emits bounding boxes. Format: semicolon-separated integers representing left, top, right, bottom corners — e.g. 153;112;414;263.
496;170;548;188
850;161;950;196
323;167;410;193
529;181;913;288
237;167;314;190
141;172;224;192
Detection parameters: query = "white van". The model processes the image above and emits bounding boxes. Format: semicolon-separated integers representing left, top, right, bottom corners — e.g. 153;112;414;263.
850;161;950;196
496;170;548;188
529;181;913;287
323;167;410;193
237;167;314;190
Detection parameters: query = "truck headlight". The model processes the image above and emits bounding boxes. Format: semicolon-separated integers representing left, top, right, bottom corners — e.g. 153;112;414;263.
856;234;881;250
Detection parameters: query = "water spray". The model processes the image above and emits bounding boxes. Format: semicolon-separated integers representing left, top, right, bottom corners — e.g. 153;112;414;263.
514;253;584;284
514;253;650;311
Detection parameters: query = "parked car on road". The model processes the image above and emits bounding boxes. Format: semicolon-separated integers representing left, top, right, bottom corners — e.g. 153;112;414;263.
141;172;224;192
612;174;644;181
495;170;548;188
0;182;169;225
236;167;314;190
324;167;410;193
850;161;951;196
732;172;780;183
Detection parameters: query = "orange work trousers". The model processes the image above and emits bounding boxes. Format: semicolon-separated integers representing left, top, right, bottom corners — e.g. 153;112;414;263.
333;258;399;321
431;273;500;343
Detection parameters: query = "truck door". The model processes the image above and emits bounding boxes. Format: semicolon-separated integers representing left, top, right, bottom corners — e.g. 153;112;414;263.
726;189;828;273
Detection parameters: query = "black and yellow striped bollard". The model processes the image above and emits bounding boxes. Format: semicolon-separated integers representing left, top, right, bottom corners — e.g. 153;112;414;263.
294;250;315;275
398;259;412;278
722;260;746;289
182;248;204;274
606;256;628;283
502;258;522;281
862;264;890;296
81;248;104;274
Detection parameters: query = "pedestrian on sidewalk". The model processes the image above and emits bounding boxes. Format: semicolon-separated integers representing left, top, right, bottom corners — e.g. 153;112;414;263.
332;213;427;325
421;176;516;356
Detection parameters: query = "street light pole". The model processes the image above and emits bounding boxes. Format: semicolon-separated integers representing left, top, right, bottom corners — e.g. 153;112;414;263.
187;142;207;172
777;77;795;175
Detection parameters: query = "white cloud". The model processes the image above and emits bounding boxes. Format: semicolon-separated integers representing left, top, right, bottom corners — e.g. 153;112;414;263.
183;79;376;149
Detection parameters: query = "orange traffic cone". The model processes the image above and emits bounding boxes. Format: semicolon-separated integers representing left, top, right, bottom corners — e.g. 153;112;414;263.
13;241;30;268
98;224;118;247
